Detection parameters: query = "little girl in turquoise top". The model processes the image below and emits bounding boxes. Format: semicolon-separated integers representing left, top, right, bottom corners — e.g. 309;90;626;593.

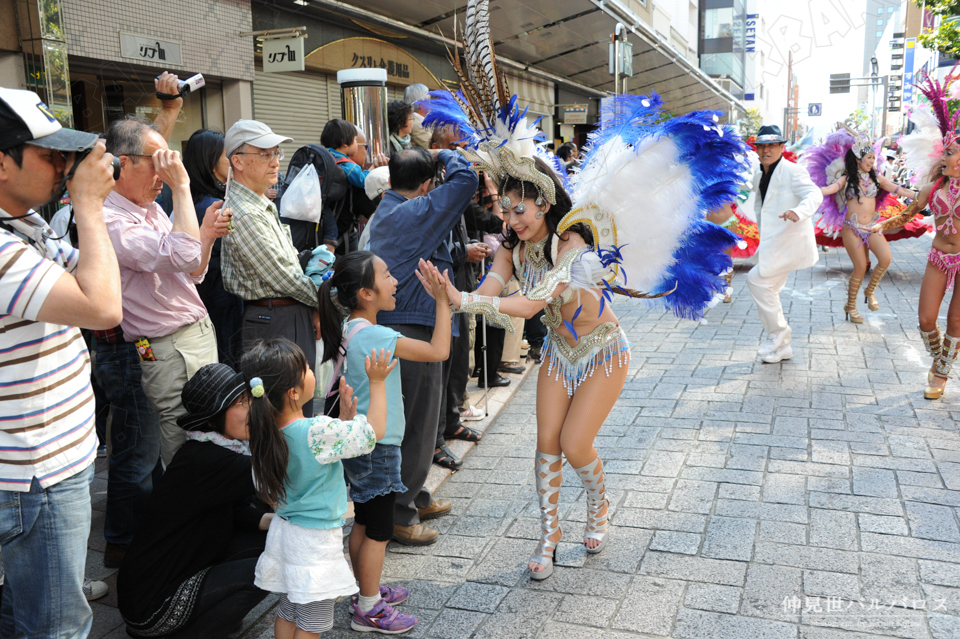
317;251;451;634
243;337;394;638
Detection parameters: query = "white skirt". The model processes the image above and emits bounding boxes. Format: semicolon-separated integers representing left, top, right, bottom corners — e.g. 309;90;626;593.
254;516;358;604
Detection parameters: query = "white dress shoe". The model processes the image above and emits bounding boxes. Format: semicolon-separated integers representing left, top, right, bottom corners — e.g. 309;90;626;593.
761;344;793;364
757;327;791;356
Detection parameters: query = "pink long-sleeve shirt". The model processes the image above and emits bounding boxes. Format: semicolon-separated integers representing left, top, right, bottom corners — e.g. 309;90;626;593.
103;191;208;341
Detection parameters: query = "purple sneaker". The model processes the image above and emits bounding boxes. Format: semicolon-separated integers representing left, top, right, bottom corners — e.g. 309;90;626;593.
350;585;409;606
350;599;417;634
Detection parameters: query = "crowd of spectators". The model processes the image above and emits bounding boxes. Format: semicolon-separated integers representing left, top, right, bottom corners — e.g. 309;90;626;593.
0;72;582;638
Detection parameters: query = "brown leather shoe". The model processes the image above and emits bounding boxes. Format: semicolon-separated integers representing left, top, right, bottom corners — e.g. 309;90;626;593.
417;498;452;521
103;542;127;568
392;523;439;546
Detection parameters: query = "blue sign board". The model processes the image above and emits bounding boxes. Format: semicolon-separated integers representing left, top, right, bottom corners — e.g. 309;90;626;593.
808;103;822;117
903;38;915;104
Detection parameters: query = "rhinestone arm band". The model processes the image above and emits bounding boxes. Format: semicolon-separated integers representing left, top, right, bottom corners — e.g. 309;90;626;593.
485;271;507;293
456;293;516;333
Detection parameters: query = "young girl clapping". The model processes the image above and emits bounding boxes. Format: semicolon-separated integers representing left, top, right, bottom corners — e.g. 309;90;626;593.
243;338;394;638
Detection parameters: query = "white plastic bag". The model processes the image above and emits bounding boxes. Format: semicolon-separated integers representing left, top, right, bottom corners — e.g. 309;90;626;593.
314;338;334;400
280;164;323;223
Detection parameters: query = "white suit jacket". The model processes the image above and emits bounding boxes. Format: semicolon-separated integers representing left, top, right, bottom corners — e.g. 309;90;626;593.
751;158;824;277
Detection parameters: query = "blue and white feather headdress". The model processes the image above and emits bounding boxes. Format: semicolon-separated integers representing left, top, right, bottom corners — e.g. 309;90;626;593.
425;0;748;320
421;0;561;205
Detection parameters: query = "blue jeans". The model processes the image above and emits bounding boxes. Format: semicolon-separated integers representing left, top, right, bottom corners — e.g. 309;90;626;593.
95;341;162;547
0;464;94;638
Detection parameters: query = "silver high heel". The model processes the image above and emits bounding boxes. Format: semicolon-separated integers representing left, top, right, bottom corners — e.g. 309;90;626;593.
574;456;609;554
529;452;562;580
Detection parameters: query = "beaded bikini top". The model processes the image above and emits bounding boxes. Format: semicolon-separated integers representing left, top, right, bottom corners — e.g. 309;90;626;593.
513;235;586;331
931;177;960;235
845;171;878;200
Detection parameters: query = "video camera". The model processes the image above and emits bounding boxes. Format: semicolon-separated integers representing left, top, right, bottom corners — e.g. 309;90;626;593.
155;73;205;100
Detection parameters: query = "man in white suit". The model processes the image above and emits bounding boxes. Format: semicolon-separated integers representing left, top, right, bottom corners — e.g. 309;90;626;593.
747;125;823;364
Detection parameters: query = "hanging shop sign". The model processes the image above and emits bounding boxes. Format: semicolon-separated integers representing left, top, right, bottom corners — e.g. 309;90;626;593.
263;37;305;73
119;32;183;65
303;37;443;89
563;105;588;125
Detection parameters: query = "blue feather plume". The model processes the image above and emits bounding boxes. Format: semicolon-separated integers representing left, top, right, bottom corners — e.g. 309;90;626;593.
421;91;479;148
652;220;737;320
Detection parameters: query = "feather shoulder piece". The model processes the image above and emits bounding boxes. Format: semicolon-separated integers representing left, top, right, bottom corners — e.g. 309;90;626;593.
561;94;749;320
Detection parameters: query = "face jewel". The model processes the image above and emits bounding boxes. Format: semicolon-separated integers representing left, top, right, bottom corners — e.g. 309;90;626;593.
500;195;512;209
517;200;526;213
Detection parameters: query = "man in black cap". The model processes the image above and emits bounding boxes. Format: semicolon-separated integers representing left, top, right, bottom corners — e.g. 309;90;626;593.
118;363;271;638
0;87;121;638
747;125;823;364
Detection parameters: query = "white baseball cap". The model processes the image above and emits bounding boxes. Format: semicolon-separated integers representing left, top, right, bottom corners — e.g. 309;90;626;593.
224;119;292;156
364;166;390;200
0;88;98;152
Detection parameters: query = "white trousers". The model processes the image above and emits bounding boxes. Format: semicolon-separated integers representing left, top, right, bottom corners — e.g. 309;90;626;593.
746;265;790;336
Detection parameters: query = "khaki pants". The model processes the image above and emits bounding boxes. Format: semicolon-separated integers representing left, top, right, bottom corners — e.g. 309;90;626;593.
139;317;218;467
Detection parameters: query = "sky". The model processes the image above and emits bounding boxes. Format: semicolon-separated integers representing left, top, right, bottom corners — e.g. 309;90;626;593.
756;0;874;139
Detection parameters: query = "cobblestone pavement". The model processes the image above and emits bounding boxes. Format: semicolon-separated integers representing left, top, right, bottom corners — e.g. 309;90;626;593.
98;234;960;638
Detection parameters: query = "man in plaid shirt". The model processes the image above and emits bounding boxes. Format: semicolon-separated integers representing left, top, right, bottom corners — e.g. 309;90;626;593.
220;120;321;416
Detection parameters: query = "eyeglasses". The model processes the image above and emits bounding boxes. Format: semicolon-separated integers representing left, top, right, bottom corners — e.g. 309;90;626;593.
235;149;284;161
232;394;250;408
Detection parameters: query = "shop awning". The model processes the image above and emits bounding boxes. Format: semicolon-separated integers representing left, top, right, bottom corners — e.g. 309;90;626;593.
314;0;745;119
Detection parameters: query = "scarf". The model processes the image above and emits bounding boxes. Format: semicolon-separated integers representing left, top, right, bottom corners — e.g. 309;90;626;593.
184;430;251;456
0;208;76;271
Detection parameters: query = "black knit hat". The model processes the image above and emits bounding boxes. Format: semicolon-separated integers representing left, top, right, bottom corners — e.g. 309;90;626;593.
177;363;247;432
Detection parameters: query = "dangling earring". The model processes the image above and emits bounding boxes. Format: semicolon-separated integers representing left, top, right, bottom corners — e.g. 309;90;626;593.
535;193;545;218
517;183;526;213
535;211;544;219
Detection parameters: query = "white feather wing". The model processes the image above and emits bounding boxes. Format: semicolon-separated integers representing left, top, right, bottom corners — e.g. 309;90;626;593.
575;135;694;292
902;104;943;184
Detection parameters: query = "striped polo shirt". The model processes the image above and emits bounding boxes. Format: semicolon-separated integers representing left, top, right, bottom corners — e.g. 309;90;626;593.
0;227;97;491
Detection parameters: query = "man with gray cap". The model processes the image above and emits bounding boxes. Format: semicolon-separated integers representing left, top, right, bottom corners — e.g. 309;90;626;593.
220;120;321;416
0;87;120;638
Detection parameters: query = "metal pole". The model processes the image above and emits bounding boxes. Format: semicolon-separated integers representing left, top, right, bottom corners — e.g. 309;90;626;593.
481;256;489;416
881;76;888;137
613;24;625;95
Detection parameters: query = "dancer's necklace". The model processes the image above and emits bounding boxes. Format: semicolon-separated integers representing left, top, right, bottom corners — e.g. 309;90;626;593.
522;236;551;295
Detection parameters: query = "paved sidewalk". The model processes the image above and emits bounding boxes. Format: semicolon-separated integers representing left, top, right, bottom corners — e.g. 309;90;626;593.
98;234;960;638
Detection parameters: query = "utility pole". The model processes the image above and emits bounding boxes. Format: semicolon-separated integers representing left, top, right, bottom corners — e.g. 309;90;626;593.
784;50;793;136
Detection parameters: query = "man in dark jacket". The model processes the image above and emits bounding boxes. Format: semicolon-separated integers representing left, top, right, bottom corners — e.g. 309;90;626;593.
367;147;477;545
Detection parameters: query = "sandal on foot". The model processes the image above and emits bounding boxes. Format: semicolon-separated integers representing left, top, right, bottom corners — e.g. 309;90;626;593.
433;445;462;470
448;425;482;443
574;457;609;555
530;451;562;581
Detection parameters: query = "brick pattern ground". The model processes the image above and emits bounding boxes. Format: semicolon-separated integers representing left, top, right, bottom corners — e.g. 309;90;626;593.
96;235;960;638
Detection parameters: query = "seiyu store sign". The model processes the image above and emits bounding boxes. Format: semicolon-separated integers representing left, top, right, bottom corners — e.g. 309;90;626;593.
119;32;183;65
263;38;305;73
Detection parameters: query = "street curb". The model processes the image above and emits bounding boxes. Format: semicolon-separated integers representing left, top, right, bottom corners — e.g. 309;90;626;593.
423;359;536;495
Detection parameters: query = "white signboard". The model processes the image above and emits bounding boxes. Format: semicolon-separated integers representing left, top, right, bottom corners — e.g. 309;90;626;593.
119;32;182;65
563;106;588;125
263;37;305;73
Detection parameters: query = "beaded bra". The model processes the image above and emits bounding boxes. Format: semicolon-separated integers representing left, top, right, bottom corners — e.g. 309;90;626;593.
931;177;960;235
513;235;585;332
845;171;878;200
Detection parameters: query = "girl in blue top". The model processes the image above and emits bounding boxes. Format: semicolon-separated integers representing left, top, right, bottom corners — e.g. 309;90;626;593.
243;338;394;638
318;251;451;634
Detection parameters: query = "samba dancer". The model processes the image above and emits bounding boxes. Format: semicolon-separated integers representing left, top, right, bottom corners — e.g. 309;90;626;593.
805;123;917;323
419;0;747;580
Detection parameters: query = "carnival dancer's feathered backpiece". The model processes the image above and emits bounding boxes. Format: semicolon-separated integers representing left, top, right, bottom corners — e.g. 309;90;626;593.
803;121;888;233
423;0;747;321
566;95;749;319
901;65;960;184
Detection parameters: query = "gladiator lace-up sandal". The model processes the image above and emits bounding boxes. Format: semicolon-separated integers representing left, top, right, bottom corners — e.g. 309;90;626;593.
529;452;562;581
574;457;609;554
844;276;864;323
928;334;960;400
864;265;887;311
920;325;942;385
